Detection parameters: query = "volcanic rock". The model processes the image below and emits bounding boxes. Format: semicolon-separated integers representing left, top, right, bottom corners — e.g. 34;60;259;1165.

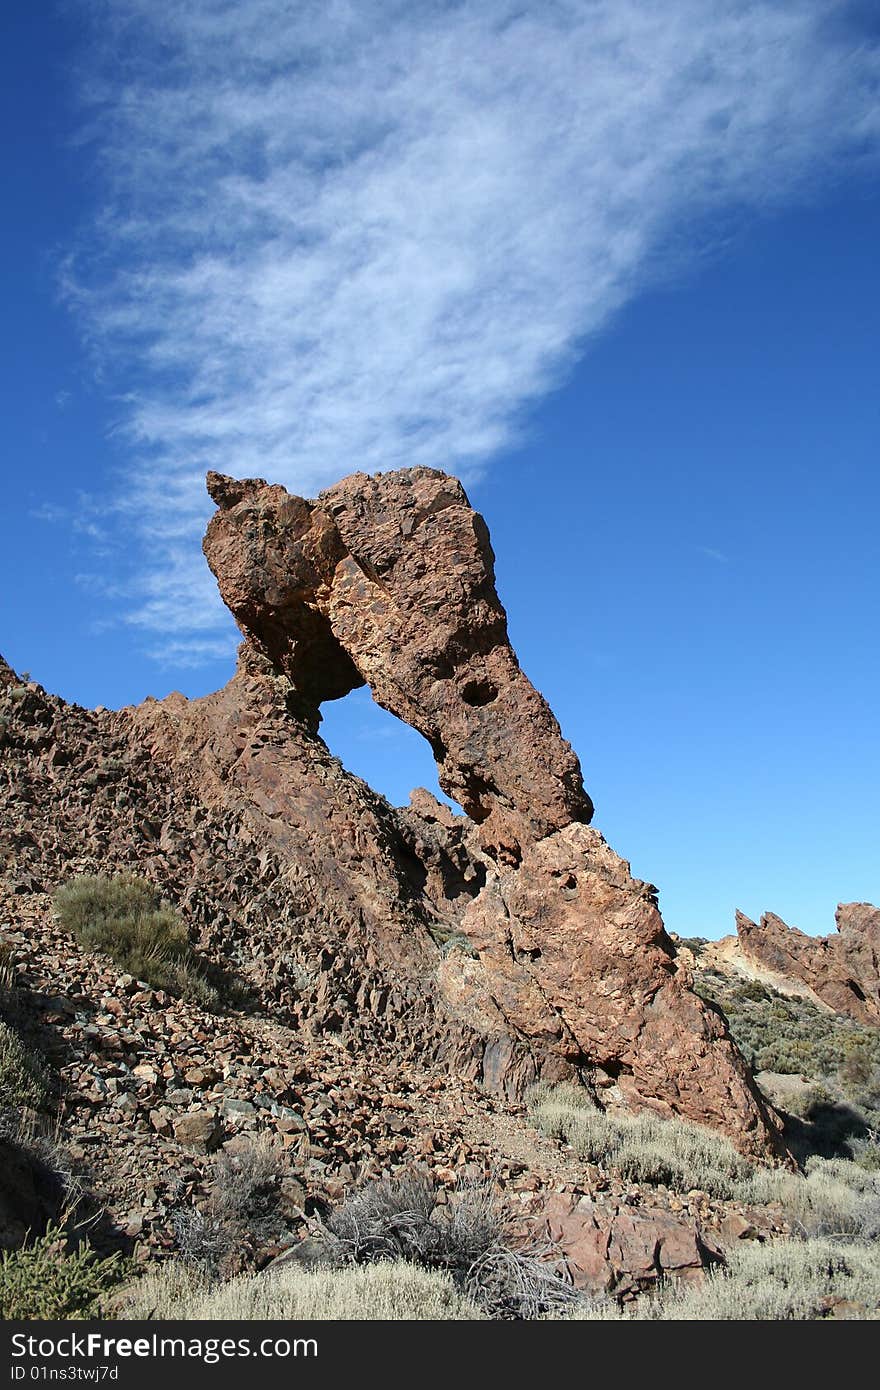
200;467;780;1156
203;467;591;861
518;1191;723;1297
0;467;784;1162
736;906;880;1026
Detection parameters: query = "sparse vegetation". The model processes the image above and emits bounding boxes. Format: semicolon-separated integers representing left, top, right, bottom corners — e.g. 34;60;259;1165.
569;1238;880;1320
53;874;222;1009
428;923;479;957
695;971;880;1084
744;1159;880;1241
324;1169;581;1318
529;1082;750;1199
0;939;51;1111
171;1207;237;1276
132;1168;584;1320
0;1224;124;1320
210;1132;291;1223
530;1082;880;1249
0;1108;80;1222
693;969;880;1164
0;1019;50;1110
121;1258;484;1321
172;1133;304;1276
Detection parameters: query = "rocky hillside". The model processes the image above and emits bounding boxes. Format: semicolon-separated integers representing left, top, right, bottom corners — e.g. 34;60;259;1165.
13;463;862;1310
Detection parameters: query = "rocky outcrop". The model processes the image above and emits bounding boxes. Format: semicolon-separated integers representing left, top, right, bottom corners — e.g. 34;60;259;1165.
203;468;591;863
450;828;774;1144
1;467;784;1159
517;1192;724;1297
737;907;880;1027
200;468;780;1156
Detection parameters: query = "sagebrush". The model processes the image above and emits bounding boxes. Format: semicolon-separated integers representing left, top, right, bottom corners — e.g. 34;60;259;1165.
122;1258;483;1321
54;874;220;1008
324;1170;581;1318
571;1238;880;1320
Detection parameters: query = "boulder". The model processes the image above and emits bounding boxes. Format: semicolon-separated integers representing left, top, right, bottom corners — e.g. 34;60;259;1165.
519;1192;723;1297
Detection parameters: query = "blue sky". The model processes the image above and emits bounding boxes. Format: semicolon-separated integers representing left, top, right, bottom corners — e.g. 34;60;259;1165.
2;1;879;939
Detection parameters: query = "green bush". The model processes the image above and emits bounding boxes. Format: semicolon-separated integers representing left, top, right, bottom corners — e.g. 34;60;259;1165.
694;970;880;1092
0;1226;123;1320
0;1019;50;1110
693;969;880;1162
54;875;220;1009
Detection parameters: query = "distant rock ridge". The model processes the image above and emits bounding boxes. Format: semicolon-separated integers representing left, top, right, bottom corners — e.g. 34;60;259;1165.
1;467;784;1157
736;905;880;1026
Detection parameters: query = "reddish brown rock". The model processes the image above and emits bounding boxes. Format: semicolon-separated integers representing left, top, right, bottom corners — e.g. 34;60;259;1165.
447;826;777;1152
736;906;880;1026
521;1192;722;1296
203;467;591;860
173;1110;224;1153
0;466;784;1163
201;468;780;1157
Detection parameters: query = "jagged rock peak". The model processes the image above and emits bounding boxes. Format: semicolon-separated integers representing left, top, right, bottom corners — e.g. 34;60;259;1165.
737;905;880;1026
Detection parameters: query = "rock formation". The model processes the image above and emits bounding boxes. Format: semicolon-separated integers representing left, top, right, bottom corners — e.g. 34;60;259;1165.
0;466;786;1163
200;467;780;1156
737;906;880;1026
203;468;591;862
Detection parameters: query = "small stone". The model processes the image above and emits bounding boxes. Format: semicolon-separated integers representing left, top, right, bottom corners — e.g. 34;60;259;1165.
173;1110;223;1153
221;1097;256;1119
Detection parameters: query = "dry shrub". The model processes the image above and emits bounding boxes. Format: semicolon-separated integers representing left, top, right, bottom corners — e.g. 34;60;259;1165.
210;1133;291;1223
571;1238;880;1320
171;1208;237;1276
529;1084;749;1198
324;1169;584;1318
54;874;220;1008
745;1159;880;1240
121;1259;483;1321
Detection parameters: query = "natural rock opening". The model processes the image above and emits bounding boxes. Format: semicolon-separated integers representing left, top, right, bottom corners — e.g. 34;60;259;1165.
203;466;593;861
318;684;463;815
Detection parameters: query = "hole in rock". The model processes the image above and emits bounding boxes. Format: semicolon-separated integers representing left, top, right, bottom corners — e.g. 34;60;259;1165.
318;685;462;814
460;677;498;707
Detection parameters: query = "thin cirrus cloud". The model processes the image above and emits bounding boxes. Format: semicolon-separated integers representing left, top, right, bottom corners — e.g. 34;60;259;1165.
66;0;880;658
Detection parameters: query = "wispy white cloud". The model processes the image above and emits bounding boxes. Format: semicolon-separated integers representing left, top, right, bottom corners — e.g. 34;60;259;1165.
140;636;240;669
66;0;880;654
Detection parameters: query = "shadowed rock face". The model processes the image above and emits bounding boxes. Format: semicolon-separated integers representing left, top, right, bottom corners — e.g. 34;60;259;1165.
737;906;880;1026
203;468;782;1157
